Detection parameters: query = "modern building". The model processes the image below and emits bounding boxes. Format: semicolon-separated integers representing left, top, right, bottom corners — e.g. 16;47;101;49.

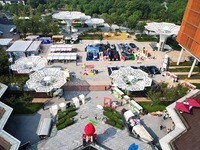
0;83;21;150
159;89;200;150
176;0;200;77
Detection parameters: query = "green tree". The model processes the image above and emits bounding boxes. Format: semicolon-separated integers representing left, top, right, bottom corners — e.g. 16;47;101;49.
50;21;59;35
29;15;40;34
0;50;9;75
146;90;161;105
19;93;33;106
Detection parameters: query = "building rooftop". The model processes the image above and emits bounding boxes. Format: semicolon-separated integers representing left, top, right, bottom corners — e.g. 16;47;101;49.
172;93;200;150
0;102;21;150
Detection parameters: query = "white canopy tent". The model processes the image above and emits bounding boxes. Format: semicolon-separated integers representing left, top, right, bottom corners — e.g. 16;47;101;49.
10;56;47;74
26;41;41;52
85;18;104;28
124;110;135;122
0;38;13;46
132;125;154;143
26;68;66;92
47;53;77;61
52;11;91;33
25;35;40;41
110;67;152;91
49;44;72;52
6;41;32;52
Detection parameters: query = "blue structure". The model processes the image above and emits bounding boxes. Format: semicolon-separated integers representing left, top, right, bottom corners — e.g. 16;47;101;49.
128;143;138;150
40;37;52;44
86;45;100;61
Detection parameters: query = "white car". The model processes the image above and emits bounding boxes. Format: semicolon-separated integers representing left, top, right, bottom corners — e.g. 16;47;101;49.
10;27;16;33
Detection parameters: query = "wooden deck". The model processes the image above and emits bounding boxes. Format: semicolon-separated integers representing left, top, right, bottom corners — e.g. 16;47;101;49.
172;94;200;150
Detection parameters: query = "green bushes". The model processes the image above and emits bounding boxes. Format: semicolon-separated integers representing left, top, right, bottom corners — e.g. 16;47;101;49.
57;118;74;130
56;106;77;130
103;107;124;130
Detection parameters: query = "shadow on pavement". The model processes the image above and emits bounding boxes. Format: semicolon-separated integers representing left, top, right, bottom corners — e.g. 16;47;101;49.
4;112;41;145
97;127;117;145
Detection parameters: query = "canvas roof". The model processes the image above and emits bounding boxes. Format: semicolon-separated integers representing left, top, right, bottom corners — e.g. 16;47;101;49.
25;35;39;41
0;38;13;46
26;41;41;52
6;41;32;52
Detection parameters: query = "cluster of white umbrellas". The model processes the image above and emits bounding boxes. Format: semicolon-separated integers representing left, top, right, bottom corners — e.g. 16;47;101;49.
26;68;66;92
11;56;67;92
11;56;47;74
110;67;152;91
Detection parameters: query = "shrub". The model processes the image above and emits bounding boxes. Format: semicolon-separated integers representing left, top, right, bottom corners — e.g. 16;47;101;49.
56;123;66;130
106;118;115;126
65;106;76;113
65;118;74;127
57;117;67;126
103;106;113;112
112;111;122;119
58;113;66;120
103;111;112;118
115;123;124;129
67;111;77;118
115;120;124;126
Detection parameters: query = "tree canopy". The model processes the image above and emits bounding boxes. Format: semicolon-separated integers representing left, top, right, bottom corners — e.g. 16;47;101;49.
1;0;187;30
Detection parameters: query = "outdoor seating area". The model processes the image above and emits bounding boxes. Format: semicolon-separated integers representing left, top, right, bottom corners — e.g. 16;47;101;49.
47;53;77;63
110;66;152;91
49;44;73;52
176;97;200;113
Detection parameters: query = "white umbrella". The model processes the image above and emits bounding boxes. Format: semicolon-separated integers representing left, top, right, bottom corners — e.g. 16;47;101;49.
110;67;152;91
11;56;47;74
26;68;66;92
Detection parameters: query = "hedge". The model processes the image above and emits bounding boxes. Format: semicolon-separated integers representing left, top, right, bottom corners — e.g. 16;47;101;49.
57;118;74;130
58;106;76;120
67;112;77;118
115;123;123;130
106;118;115;126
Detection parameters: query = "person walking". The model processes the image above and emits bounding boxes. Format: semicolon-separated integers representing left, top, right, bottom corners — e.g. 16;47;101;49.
95;114;97;121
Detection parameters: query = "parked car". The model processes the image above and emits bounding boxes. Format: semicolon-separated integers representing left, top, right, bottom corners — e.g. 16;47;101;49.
0;31;3;35
10;27;16;33
146;66;160;74
129;43;137;49
110;44;116;50
110;51;120;61
121;51;133;60
139;66;149;73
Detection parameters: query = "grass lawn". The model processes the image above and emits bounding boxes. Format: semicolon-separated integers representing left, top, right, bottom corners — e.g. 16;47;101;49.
7;103;43;114
170;61;193;66
177;74;200;79
169;67;200;72
138;102;167;112
192;83;200;89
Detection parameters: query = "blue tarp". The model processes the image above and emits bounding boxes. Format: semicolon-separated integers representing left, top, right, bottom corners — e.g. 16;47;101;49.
40;37;52;44
86;45;100;61
86;45;99;52
128;143;138;150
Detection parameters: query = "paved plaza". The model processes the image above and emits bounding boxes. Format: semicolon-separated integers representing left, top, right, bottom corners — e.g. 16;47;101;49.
6;91;173;150
4;39;189;150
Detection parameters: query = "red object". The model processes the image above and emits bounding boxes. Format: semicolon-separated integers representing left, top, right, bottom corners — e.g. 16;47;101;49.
104;97;112;107
84;123;95;136
121;56;125;61
86;64;94;69
176;102;190;113
186;98;200;107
